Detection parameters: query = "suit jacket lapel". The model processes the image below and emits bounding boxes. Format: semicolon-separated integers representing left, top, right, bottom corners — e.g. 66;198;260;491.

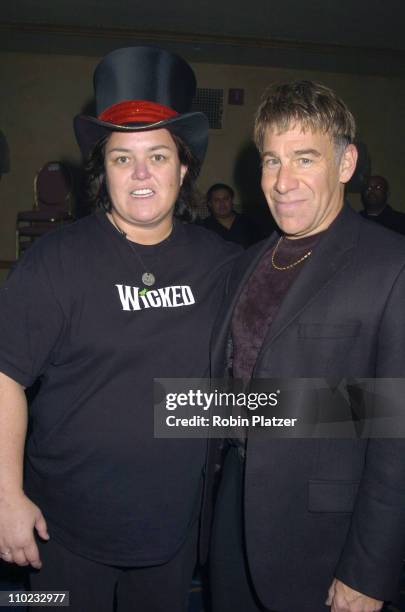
264;205;360;347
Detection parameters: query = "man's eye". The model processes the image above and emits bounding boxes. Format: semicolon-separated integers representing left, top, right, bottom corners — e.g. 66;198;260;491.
263;158;279;168
298;158;313;166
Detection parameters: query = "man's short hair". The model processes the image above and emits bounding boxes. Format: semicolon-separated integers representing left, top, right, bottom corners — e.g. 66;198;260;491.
254;80;356;155
206;183;234;202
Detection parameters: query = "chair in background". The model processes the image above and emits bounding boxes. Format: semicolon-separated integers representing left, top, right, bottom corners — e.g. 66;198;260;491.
16;161;75;257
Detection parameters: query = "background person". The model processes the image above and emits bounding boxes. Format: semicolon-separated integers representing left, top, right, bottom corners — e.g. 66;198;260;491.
360;175;405;235
0;46;237;612
202;182;260;248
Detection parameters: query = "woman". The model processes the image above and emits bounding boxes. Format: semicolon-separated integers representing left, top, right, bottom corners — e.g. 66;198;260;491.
0;46;237;612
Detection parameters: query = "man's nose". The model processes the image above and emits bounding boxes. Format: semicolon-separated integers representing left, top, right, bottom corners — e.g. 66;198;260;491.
274;164;298;193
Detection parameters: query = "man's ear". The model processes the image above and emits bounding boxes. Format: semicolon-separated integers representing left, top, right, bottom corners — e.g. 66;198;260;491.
339;144;358;184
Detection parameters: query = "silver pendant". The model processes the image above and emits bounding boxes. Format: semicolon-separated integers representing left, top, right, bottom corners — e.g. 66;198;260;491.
142;272;155;287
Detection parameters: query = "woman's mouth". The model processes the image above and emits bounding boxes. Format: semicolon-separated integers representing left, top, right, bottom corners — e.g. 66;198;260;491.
130;189;154;198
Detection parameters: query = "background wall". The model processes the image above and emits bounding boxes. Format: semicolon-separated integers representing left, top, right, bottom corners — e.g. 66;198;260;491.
1;51;404;261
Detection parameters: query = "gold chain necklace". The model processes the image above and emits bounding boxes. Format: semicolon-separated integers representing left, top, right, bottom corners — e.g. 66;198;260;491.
271;236;312;271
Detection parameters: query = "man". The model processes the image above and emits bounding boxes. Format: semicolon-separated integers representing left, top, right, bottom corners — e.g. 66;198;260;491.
210;81;405;612
360;175;405;235
202;183;260;247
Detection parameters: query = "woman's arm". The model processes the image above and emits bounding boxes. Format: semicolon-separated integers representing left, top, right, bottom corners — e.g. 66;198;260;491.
0;372;49;568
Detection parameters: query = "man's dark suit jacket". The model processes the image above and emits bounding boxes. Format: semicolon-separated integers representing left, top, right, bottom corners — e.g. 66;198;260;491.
209;205;405;612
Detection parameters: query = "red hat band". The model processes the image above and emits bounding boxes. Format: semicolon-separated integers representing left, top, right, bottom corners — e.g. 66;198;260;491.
99;100;179;125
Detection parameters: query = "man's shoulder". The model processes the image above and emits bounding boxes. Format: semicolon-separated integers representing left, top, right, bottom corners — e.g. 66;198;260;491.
344;214;405;294
386;204;405;216
388;205;405;228
182;221;241;256
200;215;217;229
357;211;405;257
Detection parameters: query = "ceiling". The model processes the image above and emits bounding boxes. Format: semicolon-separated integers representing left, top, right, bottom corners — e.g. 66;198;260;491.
1;0;405;76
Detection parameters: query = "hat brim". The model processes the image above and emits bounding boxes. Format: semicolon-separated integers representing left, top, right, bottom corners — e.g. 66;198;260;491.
74;112;209;164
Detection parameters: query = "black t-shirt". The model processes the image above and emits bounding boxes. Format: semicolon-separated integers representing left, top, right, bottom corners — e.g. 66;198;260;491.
0;212;238;565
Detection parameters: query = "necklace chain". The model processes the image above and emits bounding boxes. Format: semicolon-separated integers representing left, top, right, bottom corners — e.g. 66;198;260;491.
271;236;312;271
108;214;162;287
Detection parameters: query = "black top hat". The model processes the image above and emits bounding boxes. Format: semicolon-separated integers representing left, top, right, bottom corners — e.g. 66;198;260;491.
74;46;209;163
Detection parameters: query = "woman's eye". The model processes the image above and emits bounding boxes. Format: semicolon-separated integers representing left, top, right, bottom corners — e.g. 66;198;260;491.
115;156;129;164
152;154;166;162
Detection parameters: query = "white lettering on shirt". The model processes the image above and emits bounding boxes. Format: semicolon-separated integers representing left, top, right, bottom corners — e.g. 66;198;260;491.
115;285;196;311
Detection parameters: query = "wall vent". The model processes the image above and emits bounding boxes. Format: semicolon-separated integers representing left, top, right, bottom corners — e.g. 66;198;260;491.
191;88;223;130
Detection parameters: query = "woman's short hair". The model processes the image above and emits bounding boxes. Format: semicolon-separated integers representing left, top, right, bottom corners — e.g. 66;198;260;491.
254;80;356;158
85;130;201;222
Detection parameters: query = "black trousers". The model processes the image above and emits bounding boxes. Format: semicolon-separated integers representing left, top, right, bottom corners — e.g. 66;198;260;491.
28;522;198;612
210;446;268;612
